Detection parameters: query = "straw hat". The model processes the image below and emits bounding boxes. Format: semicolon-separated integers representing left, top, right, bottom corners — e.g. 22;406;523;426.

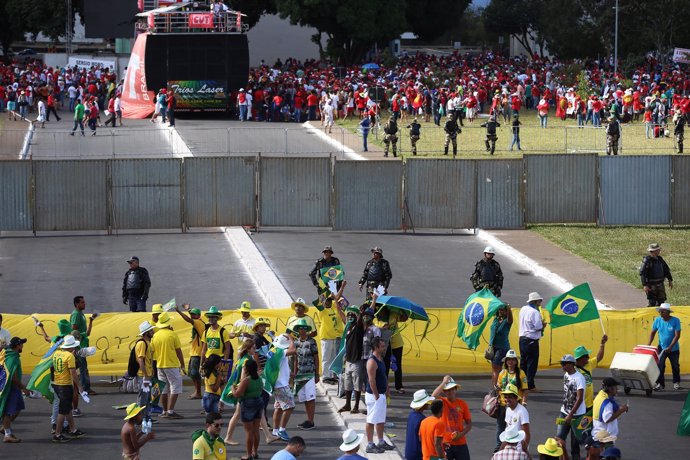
527;292;543;302
60;335;80;349
594;429;617;444
124;403;145;420
156;312;172;329
339;428;364;452
409;389;435;409
151;304;164;314
443;377;460;390
537;438;564;457
291;298;309;312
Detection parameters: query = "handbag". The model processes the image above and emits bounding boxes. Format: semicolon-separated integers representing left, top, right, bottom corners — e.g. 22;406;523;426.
484;345;495;361
482;388;499;418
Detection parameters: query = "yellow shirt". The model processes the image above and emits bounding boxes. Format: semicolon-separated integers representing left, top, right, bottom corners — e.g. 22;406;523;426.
232;318;256;345
192;435;226;460
316;307;344;340
578;358;598;409
287;315;317;334
375;311;406;349
135;339;154;377
497;369;528;406
190;318;206;357
52;349;76;386
204;371;222;395
151;327;182;369
203;326;231;358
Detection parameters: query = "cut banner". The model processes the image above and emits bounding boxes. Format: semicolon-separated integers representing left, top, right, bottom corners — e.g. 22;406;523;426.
3;306;690;376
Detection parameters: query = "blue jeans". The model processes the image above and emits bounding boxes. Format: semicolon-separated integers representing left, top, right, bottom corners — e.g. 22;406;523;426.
72;119;85;134
19;105;27;119
577;113;584;126
519;336;540;389
656;348;680;387
202;392;220;414
159;106;167;122
593;113;600;127
510;133;521;150
646;122;653;139
556;411;581;459
294;108;302;123
77;356;91;392
362;130;369;151
128;296;147;312
0;98;4;112
539;114;547;128
69;97;76;113
308;106;316;121
239;104;248;121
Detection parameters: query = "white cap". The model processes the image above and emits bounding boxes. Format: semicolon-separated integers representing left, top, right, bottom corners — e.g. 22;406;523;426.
527;292;543;303
483;246;496;254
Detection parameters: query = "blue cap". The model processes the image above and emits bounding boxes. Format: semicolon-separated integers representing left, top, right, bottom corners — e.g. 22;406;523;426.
602;447;621;458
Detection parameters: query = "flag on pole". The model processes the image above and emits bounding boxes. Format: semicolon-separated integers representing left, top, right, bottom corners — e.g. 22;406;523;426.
318;265;344;293
544;283;599;329
677;389;690;435
0;348;22;415
457;288;504;350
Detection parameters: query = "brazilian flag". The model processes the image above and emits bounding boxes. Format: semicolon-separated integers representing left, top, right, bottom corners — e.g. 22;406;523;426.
318;265;345;293
544;283;599;329
26;339;63;404
457;288;504;350
0;348;22;415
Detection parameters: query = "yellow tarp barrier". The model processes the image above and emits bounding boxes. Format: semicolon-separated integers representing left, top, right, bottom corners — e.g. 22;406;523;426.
3;307;689;376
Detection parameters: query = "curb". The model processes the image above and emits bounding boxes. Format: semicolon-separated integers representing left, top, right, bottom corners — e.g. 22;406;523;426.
317;381;403;459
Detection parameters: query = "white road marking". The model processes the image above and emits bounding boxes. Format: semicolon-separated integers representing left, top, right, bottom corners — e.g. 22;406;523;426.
301;121;366;160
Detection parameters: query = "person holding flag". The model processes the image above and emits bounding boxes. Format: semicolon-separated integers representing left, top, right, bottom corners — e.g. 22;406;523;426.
556;354;586;459
1;337;30;443
309;246;342;296
315;281;347;385
458;287;506;350
519;292;546;391
268;334;297;442
51;334;86;442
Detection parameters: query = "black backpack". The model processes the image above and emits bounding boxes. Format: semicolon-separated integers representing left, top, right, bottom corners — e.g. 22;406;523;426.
204;324;233;356
127;339;147;377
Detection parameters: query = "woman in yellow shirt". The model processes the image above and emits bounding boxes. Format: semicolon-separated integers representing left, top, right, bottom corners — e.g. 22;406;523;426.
201;354;225;415
377;306;408;394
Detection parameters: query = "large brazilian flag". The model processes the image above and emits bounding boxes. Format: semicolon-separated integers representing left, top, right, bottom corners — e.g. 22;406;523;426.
0;348;22;415
457;288;504;350
544;283;599;329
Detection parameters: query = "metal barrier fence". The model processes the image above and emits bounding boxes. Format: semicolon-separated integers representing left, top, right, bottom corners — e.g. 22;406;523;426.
2;155;690;233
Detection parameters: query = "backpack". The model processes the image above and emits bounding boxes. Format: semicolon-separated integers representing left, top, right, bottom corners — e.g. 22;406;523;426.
126;339;147;378
204;324;232;355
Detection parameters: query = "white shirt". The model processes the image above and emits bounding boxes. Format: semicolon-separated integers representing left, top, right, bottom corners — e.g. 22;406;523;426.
68;86;77;98
114;97;121;111
592;401;619;438
561;371;586;416
518;305;543;340
0;327;11;348
274;353;291;388
505;403;530;430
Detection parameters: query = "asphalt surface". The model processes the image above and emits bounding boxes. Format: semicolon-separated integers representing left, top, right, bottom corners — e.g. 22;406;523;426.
6;380;342;460
250;229;561;308
0;230;261;311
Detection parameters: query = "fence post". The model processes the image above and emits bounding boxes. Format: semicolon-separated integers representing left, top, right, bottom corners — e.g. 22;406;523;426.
341;128;345;158
564;127;568;153
227;127;231;155
284;129;288;155
111;130;116;158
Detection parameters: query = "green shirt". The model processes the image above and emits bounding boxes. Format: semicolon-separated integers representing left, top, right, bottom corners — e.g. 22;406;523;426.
74;103;85;120
242;376;263;400
70;309;89;347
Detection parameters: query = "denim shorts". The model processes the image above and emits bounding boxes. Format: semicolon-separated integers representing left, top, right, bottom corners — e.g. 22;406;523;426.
188;356;201;380
202;392;220;414
492;347;509;366
240;396;263;422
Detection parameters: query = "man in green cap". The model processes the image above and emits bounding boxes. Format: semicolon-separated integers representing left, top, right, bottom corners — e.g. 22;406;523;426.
575;335;608;417
176;304;206;399
292;319;319;430
200;307;233;368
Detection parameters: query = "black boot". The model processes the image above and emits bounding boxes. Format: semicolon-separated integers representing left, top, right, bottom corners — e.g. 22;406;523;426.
444;147;448;155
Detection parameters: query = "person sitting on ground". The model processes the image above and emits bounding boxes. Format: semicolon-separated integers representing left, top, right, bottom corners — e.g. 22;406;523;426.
121;403;154;460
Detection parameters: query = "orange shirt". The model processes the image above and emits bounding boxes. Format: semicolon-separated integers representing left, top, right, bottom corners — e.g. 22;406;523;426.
419;416;445;460
439;396;472;445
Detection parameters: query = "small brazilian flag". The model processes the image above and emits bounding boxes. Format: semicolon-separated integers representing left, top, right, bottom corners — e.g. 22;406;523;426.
457;288;504;350
318;265;345;293
544;282;599;329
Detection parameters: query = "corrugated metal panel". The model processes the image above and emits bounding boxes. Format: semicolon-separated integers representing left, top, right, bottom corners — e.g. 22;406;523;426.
185;157;256;227
111;159;182;229
334;161;402;230
525;154;597;223
260;157;330;226
405;159;476;228
0;161;32;231
599;156;671;225
34;160;107;231
672;156;690;225
477;160;524;229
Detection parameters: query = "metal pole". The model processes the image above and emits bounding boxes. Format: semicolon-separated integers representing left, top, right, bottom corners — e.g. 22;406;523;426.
614;0;619;76
66;0;72;57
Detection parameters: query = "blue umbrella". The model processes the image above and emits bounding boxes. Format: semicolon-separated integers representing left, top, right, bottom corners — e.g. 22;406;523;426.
362;63;380;70
374;295;429;322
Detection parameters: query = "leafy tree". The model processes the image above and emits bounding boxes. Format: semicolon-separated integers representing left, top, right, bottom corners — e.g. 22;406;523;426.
275;0;408;65
405;0;471;42
483;0;546;57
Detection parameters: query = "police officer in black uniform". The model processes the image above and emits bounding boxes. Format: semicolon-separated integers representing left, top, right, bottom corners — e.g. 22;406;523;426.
122;256;151;312
444;113;460;157
480;115;501;155
358;247;392;301
640;243;673;306
309;245;341;296
470;246;504;297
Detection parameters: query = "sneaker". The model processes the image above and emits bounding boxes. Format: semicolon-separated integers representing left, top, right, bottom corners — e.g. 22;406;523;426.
674;383;682;390
378;441;395;451
299;421;315;431
3;434;21;443
277;430;290;442
51;424;56;434
296;421;307;429
159;412;169;418
72;409;82;417
52;434;71;443
366;443;385;454
68;429;85;438
167;411;184;419
654;383;664;391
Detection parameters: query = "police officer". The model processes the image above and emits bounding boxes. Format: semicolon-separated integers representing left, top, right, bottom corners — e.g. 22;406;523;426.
358;247;392;301
639;243;673;306
309;245;341;296
605;115;621;155
406;118;421;155
383;116;398;158
480;114;501;155
122;256;151;312
673;110;686;153
443;113;460;157
470;246;504;297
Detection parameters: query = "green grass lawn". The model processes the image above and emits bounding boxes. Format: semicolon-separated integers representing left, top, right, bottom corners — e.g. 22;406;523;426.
531;225;690;305
336;109;677;159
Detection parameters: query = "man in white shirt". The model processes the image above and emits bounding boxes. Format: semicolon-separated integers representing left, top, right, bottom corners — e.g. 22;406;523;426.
557;354;586;459
518;292;546;391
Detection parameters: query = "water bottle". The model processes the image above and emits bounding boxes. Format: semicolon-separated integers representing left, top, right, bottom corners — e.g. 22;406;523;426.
142;419;151;434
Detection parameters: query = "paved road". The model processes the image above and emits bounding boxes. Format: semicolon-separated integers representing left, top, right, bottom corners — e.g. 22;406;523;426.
0;230;262;311
7;380;342;460
250;229;560;308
